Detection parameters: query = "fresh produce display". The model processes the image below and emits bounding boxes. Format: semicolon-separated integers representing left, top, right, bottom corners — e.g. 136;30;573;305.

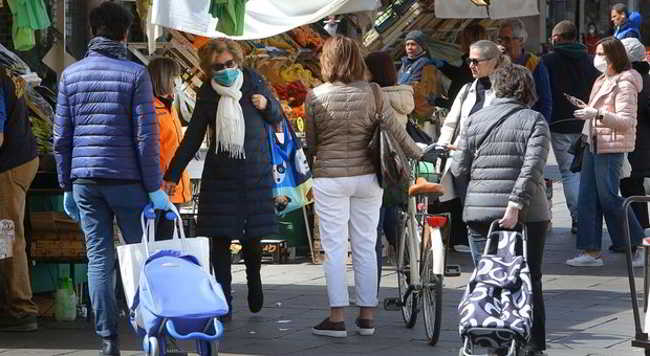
289;25;325;49
279;63;321;88
273;81;307;107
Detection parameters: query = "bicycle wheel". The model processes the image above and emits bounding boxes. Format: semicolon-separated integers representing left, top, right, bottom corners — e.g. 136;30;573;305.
397;224;418;328
422;249;442;346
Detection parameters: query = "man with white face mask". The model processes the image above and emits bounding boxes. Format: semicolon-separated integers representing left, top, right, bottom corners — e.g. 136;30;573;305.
542;20;600;234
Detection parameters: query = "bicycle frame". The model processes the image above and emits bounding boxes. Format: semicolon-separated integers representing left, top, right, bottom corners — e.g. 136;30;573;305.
397;159;448;301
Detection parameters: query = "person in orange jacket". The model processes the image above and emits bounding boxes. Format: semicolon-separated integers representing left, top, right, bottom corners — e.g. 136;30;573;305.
147;57;191;237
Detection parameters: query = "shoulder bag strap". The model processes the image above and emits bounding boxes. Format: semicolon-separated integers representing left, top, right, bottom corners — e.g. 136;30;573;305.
450;83;472;144
369;83;385;122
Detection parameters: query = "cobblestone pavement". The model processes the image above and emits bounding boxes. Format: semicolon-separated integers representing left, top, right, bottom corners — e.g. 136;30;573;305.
1;161;648;355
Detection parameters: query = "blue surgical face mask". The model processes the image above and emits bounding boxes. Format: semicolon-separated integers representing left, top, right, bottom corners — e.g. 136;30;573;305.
213;68;240;87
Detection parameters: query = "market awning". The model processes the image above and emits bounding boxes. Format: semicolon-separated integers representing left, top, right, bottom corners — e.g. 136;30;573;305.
434;0;539;20
150;0;380;40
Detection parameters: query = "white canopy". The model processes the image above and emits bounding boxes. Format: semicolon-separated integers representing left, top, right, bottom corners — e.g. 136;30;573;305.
150;0;380;40
434;0;539;20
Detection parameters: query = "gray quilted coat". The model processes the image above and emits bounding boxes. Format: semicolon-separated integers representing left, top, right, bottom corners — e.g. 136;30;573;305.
451;98;550;223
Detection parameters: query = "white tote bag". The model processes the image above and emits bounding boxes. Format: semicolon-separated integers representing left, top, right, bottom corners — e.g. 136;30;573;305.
117;205;210;311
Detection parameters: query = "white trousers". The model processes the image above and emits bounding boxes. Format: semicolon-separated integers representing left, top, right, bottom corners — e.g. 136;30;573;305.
313;174;383;307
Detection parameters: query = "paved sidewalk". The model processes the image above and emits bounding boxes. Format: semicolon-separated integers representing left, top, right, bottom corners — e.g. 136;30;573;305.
1;164;648;355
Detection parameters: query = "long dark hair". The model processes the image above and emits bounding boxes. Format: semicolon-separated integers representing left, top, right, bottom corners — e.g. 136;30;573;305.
364;51;397;87
597;37;632;74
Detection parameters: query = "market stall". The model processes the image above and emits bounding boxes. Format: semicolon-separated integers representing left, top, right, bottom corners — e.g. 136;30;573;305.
122;0;380;263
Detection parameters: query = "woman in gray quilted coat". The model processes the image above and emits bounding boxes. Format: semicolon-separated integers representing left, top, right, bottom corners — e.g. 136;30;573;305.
451;63;550;356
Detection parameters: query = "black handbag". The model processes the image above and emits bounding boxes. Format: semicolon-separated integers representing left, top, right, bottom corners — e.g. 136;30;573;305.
368;84;410;189
568;135;588;173
406;118;432;144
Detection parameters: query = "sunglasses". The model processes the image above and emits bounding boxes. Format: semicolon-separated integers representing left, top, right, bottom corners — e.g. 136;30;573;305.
212;60;237;72
466;57;493;66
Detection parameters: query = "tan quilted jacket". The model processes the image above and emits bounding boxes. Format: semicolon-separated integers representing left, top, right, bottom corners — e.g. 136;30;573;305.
305;81;422;178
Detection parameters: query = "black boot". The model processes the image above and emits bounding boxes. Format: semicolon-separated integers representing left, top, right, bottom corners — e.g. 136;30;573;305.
247;269;263;313
243;238;263;313
99;336;120;356
211;238;234;319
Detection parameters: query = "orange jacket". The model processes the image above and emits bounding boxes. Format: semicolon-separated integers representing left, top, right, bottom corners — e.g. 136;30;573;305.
155;97;191;204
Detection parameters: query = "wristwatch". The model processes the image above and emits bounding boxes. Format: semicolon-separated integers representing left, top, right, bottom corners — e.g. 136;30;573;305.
596;110;604;121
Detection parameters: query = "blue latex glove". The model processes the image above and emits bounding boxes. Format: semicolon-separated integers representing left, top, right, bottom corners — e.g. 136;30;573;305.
143;202;177;221
63;192;80;222
148;189;171;211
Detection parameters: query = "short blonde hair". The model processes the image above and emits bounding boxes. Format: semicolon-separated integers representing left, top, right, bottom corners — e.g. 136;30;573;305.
148;57;180;97
320;36;367;83
198;39;244;77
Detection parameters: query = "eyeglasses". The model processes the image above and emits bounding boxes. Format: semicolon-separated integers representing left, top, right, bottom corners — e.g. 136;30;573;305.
212;60;237;72
466;57;494;66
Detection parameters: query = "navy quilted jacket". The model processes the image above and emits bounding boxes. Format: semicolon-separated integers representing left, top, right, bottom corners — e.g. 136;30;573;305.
53;37;160;192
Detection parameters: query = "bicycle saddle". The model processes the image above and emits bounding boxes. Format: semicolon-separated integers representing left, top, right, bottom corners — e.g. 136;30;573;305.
408;177;445;196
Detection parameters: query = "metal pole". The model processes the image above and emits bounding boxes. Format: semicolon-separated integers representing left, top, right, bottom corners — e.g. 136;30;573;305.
623;196;650;340
539;0;547;45
578;0;585;38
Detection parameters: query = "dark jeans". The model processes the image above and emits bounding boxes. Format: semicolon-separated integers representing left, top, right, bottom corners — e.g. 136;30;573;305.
620;176;649;229
211;237;262;314
577;150;643;250
428;198;468;246
376;205;402;287
73;183;148;338
467;221;548;351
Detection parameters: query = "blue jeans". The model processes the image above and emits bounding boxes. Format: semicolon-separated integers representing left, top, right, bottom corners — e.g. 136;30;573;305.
73;183;149;338
576;149;643;251
550;132;581;221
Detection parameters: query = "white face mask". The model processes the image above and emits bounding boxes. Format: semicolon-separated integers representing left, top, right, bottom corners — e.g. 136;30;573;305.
594;54;608;73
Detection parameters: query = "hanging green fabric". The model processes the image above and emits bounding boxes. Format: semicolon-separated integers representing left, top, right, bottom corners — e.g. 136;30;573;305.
11;22;35;51
6;0;51;51
209;0;247;36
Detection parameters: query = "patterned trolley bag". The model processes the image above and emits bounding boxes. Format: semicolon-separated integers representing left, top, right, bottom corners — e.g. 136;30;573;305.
458;221;533;356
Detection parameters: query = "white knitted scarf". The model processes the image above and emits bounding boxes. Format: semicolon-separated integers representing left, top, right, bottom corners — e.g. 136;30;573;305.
210;70;245;159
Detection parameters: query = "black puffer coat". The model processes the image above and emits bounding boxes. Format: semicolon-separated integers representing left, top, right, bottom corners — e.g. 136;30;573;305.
628;61;650;178
451;98;550;223
165;68;283;240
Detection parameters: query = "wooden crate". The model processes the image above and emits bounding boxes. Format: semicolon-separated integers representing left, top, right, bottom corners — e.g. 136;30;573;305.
31;239;85;259
31;211;82;234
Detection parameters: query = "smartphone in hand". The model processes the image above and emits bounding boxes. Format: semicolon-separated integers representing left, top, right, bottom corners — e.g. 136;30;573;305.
564;93;587;108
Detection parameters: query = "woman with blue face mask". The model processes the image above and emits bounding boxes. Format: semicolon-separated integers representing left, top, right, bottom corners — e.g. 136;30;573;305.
161;39;285;320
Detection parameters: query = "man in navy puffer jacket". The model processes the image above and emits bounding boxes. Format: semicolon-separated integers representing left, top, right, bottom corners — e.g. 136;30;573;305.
53;3;169;355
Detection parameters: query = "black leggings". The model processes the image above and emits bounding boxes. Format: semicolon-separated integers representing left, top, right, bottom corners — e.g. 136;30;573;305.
428;198;468;246
210;238;262;311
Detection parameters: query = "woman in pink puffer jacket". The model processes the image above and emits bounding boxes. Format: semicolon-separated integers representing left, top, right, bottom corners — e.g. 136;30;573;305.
566;37;645;268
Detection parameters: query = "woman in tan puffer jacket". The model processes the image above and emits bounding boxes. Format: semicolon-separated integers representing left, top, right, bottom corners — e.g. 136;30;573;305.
566;37;645;268
306;37;424;338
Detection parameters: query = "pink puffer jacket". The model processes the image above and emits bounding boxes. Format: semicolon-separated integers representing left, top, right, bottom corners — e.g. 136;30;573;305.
582;69;643;153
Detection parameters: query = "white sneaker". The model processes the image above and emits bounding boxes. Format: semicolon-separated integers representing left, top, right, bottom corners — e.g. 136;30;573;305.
633;250;645;268
566;253;604;267
453;245;472;253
